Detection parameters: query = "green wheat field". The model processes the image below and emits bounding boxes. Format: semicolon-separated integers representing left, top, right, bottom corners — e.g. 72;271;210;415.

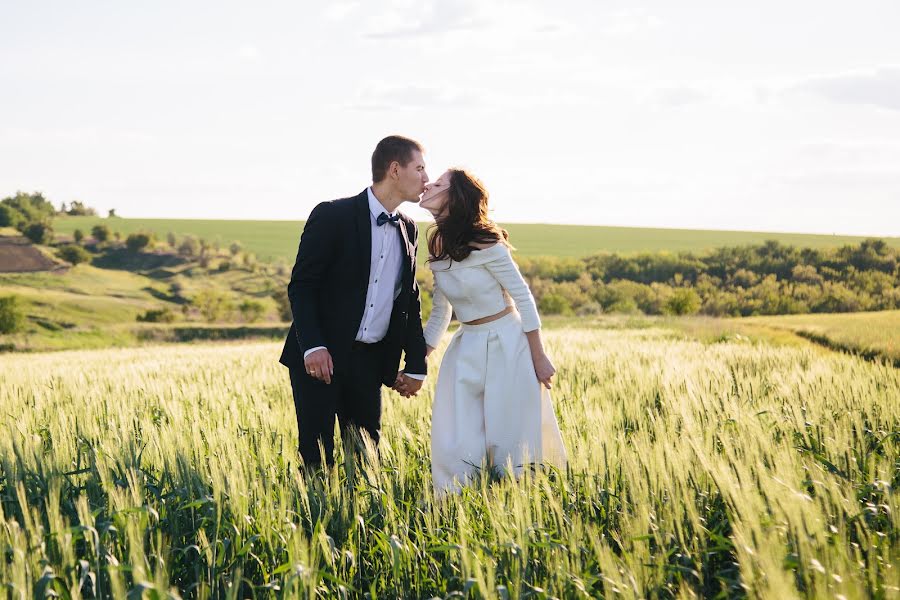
1;326;897;598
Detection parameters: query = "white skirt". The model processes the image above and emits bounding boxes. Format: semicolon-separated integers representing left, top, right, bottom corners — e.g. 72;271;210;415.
430;311;567;493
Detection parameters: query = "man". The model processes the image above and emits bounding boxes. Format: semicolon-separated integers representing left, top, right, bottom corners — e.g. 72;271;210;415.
279;135;428;469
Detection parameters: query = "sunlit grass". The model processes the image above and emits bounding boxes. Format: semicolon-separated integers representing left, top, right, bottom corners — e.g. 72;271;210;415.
744;310;900;365
1;329;897;598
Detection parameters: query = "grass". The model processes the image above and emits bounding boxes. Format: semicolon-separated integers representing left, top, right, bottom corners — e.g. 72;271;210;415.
0;261;288;351
742;310;900;366
0;329;897;598
52;216;900;263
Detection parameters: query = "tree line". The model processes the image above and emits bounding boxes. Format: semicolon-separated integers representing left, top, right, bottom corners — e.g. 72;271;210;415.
0;191;111;245
501;239;899;317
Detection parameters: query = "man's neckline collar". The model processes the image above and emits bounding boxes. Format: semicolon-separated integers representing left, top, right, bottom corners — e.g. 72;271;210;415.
367;187;399;219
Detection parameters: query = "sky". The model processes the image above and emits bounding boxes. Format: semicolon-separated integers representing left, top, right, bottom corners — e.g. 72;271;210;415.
1;1;899;236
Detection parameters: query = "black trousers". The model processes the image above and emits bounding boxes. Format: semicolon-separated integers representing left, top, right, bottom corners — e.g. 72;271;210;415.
289;341;385;468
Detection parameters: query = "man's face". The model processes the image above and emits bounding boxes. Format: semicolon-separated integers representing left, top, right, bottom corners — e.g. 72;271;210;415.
395;150;428;202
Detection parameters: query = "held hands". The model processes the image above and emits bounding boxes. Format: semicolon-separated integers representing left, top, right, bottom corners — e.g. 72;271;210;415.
533;352;556;389
393;372;423;398
304;348;334;384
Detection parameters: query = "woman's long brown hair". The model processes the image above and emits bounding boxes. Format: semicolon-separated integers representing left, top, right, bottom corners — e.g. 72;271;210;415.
427;169;512;264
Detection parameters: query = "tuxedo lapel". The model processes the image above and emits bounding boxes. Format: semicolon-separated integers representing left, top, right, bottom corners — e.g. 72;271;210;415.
353;190;372;285
397;214;413;271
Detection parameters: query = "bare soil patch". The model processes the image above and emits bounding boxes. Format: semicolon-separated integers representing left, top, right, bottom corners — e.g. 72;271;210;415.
0;237;64;273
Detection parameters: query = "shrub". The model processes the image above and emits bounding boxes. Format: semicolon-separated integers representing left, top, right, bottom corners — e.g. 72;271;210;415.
538;293;572;315
91;224;111;242
595;280;660;315
0;296;25;334
23;222;53;245
811;282;866;313
1;192;55;228
576;302;603;316
791;264;822;285
73;229;84;244
664;288;701;315
66;200;97;216
730;268;759;288
606;297;640;314
178;236;200;257
126;233;152;252
137;308;176;323
238;300;265;323
57;245;91;265
518;256;584;282
701;291;741;317
272;289;292;321
192;289;234;322
0;204;25;228
242;252;257;270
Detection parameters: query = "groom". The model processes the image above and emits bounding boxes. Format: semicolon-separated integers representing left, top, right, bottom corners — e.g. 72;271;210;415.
279;135;429;469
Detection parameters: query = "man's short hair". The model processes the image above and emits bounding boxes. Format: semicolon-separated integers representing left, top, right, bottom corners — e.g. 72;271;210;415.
371;135;424;183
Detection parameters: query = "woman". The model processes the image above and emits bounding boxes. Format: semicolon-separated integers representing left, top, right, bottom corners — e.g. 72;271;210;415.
411;168;567;493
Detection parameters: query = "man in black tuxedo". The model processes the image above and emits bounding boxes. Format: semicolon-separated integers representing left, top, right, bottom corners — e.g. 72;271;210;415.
279;135;429;469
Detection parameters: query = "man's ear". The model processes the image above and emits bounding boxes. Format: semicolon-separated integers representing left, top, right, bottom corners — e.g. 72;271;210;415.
389;161;400;180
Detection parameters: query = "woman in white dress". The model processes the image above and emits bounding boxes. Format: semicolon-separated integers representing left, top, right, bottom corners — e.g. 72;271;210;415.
404;168;567;493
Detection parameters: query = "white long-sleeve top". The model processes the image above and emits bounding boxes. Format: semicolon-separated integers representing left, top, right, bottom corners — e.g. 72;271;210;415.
423;243;541;348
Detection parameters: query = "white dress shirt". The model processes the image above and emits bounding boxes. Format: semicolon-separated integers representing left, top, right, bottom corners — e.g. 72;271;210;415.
355;187;405;343
304;187;424;379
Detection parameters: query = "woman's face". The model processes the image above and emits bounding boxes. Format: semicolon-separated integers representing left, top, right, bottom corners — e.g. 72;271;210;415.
419;170;451;217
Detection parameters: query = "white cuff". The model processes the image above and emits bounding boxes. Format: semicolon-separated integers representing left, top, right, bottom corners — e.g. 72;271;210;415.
303;346;327;359
403;373;426;381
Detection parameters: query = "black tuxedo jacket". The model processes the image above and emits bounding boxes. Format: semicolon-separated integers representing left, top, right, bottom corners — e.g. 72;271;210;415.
278;190;427;385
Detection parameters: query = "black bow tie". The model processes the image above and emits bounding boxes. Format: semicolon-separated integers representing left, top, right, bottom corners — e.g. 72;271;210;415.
376;212;400;227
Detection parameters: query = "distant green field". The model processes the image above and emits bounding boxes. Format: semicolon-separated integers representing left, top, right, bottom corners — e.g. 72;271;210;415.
743;310;900;365
52;216;899;264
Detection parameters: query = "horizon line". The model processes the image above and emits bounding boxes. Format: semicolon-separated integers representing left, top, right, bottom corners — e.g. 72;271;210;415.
53;214;900;240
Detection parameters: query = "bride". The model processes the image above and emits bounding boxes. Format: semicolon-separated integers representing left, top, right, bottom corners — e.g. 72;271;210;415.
402;168;567;493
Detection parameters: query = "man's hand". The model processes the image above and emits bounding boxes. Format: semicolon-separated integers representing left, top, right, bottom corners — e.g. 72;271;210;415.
393;372;423;397
304;348;334;384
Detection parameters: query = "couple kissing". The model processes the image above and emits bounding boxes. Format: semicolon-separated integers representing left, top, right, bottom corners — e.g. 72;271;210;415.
278;135;566;493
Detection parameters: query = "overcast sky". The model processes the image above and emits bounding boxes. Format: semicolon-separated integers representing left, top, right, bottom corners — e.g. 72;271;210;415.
1;1;899;236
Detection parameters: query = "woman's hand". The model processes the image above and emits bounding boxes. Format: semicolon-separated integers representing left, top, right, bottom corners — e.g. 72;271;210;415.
532;352;556;389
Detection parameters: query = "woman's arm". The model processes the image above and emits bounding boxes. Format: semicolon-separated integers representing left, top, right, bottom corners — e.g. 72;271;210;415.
525;329;555;389
423;283;452;353
482;245;541;331
484;245;554;388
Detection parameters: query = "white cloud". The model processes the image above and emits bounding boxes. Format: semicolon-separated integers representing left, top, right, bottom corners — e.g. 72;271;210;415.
347;83;487;111
597;8;663;36
237;44;261;60
773;167;900;187
364;0;488;39
793;66;900;111
361;0;570;40
795;139;900;164
645;85;708;109
322;2;361;21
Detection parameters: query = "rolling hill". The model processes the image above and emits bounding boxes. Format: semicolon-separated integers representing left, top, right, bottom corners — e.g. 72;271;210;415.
52;216;899;264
